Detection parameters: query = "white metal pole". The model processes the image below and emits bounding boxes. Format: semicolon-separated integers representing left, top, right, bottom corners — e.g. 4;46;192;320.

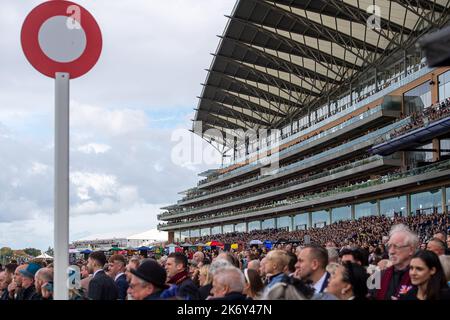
54;72;70;300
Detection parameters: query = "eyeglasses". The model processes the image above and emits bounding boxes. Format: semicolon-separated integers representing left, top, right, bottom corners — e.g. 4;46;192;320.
387;244;410;250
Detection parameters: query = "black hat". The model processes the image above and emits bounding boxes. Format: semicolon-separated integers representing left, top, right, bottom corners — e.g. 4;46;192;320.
130;260;168;289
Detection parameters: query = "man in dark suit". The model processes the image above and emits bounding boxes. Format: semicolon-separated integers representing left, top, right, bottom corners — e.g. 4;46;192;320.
164;252;199;300
107;254;129;300
295;244;330;294
87;251;118;300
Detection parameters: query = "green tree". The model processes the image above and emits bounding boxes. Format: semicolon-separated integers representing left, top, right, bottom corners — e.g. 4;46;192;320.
23;248;41;257
0;247;13;256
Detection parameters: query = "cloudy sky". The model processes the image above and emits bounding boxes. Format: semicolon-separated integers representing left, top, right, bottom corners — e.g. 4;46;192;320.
0;0;234;250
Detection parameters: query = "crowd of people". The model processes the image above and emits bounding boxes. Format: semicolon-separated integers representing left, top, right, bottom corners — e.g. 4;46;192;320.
1;217;449;301
389;97;450;140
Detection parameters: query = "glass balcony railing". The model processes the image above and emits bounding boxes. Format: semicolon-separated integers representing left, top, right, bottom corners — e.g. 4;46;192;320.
160;155;384;220
158;159;450;229
202;64;432;180
199;105;398;186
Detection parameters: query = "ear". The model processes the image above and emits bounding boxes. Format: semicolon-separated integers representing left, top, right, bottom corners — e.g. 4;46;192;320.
430;267;437;276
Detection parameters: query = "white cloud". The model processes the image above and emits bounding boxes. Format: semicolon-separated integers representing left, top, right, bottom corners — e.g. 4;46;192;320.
77;143;111;154
0;0;235;249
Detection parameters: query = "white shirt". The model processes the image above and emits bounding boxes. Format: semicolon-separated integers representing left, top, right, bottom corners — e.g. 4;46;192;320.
115;272;125;282
313;272;328;294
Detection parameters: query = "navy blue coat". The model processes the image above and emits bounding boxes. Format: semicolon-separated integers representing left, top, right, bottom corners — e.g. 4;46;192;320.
115;273;129;300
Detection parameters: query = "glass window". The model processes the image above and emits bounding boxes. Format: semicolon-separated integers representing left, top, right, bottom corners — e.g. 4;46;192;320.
447;187;450;207
211;226;221;235
248;221;260;232
294;213;309;230
262;219;275;230
355;201;378;219
190;229;200;237
411;189;442;215
277;216;291;231
223;225;233;234
404;82;431;114
174;231;181;242
181;230;190;241
235;223;246;232
312;210;329;228
380;196;407;217
439;70;450;101
332;206;351;222
201;228;210;236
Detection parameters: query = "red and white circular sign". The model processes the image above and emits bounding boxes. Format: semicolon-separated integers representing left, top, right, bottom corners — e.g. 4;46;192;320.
21;0;102;79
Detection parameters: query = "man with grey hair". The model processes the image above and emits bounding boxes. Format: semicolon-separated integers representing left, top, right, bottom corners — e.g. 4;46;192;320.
374;224;417;300
34;268;53;300
209;267;247;301
326;247;339;264
247;259;260;272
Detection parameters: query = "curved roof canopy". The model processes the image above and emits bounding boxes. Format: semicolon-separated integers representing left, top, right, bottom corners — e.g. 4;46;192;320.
194;0;450;148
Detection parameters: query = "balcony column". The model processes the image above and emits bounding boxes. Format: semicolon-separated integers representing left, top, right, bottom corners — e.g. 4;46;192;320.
442;187;447;215
406;194;412;216
290;215;295;232
432;138;441;162
377;200;381;216
351;204;355;221
308;212;312;229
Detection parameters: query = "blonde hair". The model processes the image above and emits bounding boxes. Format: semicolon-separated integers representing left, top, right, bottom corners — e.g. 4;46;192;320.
266;250;289;273
326;262;340;276
199;265;212;286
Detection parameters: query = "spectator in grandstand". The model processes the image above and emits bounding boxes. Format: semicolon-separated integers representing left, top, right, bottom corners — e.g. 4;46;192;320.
243;268;264;300
375;224;417;300
128;259;168;300
399;250;450;300
427;238;446;256
87;251;118;300
164;252;199;300
325;262;369;300
209;267;247;301
108;254;128;300
295;245;330;294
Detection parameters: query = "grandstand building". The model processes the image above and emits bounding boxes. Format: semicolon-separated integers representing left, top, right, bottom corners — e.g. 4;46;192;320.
158;0;450;243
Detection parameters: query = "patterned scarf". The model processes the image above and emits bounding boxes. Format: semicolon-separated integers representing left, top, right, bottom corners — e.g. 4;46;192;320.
376;266;411;300
168;270;189;285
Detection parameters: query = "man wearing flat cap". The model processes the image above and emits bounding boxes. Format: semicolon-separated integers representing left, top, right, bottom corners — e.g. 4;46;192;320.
128;259;168;300
18;262;42;300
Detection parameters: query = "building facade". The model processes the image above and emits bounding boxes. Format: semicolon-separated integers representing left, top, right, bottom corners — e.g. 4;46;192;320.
158;0;450;243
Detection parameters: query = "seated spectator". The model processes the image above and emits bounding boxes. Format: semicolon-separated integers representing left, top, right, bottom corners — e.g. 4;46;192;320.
326;262;369;300
400;250;450;300
209;267;247;301
129;259;168;300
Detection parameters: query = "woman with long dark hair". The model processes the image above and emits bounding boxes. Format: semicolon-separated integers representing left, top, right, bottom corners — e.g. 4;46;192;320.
400;250;450;300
